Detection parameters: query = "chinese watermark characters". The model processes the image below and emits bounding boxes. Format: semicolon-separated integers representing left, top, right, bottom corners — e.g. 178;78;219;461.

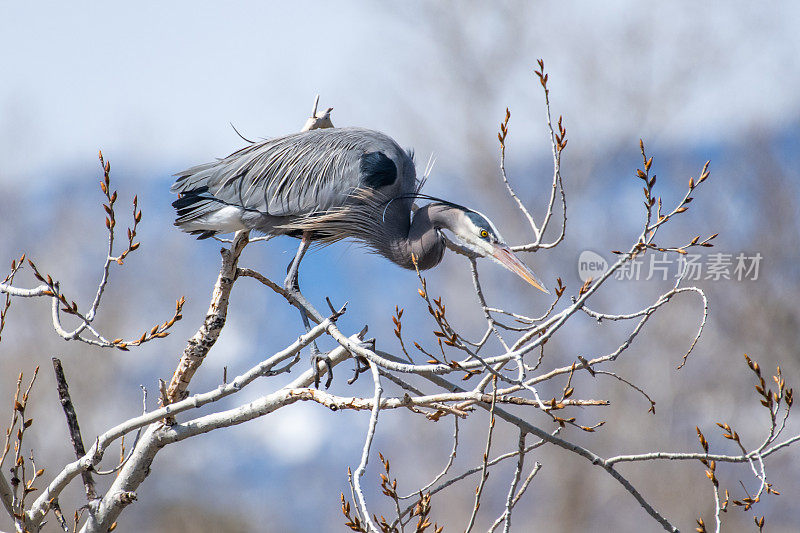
577;251;762;282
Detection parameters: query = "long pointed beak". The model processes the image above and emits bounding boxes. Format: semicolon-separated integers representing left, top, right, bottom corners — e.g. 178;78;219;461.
491;244;550;294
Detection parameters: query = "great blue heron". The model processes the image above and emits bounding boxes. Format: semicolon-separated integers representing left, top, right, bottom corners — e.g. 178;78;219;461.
171;127;547;385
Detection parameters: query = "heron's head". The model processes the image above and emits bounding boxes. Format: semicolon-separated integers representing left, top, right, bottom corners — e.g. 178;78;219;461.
439;205;549;294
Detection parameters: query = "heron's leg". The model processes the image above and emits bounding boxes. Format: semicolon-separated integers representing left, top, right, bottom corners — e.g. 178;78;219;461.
283;233;333;388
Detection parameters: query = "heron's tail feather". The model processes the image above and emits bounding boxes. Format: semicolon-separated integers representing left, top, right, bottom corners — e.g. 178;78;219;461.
172;186;247;238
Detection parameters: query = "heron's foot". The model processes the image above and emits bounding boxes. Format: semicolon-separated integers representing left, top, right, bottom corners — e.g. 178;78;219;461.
347;355;370;385
311;345;334;389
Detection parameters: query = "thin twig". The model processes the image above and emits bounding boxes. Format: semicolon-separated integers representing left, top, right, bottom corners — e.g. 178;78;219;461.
353;361;383;533
464;377;497;533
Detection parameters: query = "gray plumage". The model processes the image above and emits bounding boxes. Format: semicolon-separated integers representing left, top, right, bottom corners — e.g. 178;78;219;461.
172;127;413;219
172;126;548;291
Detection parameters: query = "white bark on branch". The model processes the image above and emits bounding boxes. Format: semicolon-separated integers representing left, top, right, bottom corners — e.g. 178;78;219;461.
165;230;249;405
73;330;365;533
26;321;345;528
352;362;383;533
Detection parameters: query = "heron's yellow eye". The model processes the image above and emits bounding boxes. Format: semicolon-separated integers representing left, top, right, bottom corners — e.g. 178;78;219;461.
480;230;489;238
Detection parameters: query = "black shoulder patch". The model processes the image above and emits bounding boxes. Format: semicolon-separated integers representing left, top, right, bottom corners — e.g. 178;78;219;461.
360;151;397;189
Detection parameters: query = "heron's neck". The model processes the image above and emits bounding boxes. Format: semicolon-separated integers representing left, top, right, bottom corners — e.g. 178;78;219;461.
380;203;453;271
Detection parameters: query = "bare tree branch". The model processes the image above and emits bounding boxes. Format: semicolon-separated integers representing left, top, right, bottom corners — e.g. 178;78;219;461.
165;230;249;406
52;358;97;502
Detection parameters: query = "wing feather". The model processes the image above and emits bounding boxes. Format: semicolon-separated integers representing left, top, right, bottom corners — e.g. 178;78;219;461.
171;127;415;221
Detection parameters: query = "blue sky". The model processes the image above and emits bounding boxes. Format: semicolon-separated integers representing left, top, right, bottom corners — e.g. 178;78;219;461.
2;2;799;189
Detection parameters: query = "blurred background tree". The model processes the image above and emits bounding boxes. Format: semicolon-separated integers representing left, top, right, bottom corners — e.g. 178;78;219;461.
0;2;798;531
